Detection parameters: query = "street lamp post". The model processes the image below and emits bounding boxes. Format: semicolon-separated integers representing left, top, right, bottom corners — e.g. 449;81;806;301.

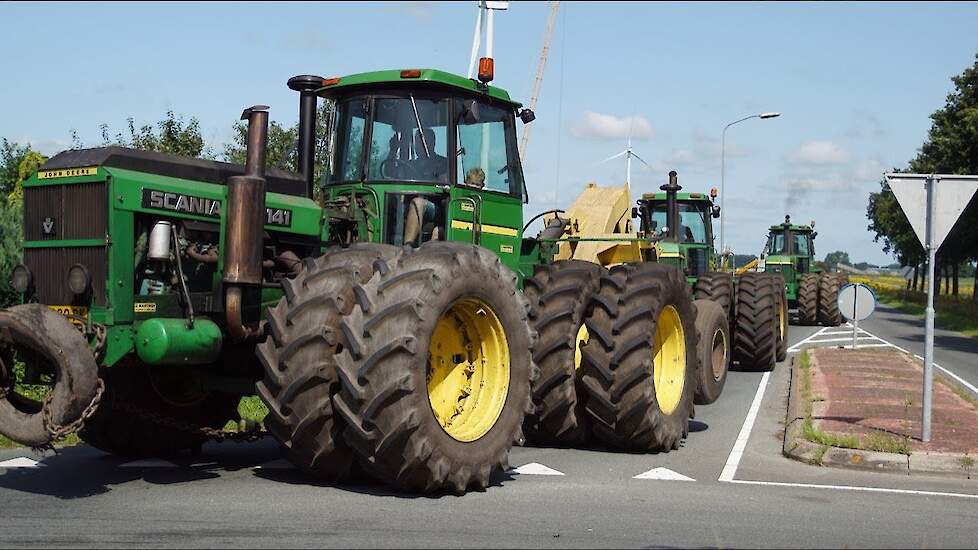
720;112;781;271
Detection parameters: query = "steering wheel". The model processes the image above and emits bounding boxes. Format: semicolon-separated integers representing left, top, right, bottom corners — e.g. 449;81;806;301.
381;158;421;179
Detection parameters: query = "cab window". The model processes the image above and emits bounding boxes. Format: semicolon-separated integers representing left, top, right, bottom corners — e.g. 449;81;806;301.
369;96;450;183
648;203;710;244
793;233;810;256
455;100;522;195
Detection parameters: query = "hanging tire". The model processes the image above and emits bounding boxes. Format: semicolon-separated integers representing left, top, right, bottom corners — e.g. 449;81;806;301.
797;273;819;326
693;271;734;325
255;242;403;482
80;360;240;457
579;263;697;452
769;274;788;362
817;273;844;326
733;272;778;371
522;260;605;446
692;299;729;405
332;241;536;494
0;304;100;447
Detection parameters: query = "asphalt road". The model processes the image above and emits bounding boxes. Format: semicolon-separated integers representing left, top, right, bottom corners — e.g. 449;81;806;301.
1;308;977;548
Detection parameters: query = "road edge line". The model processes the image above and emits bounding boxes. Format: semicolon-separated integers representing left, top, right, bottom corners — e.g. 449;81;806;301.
718;370;770;482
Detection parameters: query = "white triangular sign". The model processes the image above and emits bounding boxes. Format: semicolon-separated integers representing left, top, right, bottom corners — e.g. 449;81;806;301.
509;462;564;476
633;467;694;481
0;457;42;469
887;174;978;251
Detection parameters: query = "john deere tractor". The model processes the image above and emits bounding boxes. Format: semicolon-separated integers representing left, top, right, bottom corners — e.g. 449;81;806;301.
1;68;703;493
758;216;847;326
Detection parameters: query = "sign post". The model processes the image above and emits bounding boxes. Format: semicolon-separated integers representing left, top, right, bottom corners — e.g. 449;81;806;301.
885;173;978;442
838;283;877;350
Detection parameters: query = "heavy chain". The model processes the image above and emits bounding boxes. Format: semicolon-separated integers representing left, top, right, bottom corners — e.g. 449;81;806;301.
67;315;107;361
42;378;105;442
109;398;266;444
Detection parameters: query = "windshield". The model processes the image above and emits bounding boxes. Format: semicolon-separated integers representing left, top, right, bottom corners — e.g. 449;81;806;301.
455;100;523;195
766;232;786;254
648;202;711;244
793;232;810;256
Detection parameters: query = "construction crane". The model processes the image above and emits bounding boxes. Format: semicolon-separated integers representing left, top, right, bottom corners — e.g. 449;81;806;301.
519;1;559;161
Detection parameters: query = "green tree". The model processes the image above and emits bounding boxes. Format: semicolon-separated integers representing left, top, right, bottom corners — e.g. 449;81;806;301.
0;196;22;307
80;111;213;159
7;151;47;205
1;139;31;196
823;251;850;271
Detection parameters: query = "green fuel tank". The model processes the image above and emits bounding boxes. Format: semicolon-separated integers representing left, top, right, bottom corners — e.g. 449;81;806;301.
135;318;223;365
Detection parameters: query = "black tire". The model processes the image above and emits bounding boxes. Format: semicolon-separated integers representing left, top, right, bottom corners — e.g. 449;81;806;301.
522;260;605;446
579;263;698;451
692;300;729;405
797;273;819;326
817;273;844;326
255;242;403;482
332;241;536;494
0;304;100;447
733;272;778;371
769;274;788;362
693;271;734;325
80;361;240;457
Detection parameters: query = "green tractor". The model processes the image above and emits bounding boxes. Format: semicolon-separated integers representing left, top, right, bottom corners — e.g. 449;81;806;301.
634;173;788;404
1;68;704;493
758;216;847;326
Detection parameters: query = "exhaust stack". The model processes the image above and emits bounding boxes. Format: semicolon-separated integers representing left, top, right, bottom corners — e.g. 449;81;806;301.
224;105;269;341
660;170;682;241
288;75;324;198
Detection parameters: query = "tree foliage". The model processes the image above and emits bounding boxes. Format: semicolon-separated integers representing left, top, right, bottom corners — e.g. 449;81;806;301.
76;111;213;159
867;53;978;296
823;251;850;271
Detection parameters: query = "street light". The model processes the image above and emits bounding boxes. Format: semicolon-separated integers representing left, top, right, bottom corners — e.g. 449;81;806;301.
720;112;781;270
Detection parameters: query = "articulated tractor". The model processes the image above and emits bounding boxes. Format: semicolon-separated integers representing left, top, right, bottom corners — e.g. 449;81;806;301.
1;67;732;494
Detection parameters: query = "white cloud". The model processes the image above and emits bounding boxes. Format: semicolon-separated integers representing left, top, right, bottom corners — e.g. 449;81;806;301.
786;140;850;166
13;137;70;156
382;2;436;23
570;112;653;141
853;158;885;182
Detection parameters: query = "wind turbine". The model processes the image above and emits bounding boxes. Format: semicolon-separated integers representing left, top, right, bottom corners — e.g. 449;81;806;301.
597;132;650;189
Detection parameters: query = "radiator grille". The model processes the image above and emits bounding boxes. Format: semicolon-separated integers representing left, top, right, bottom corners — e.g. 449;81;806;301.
24;182;107;241
23;247;108;306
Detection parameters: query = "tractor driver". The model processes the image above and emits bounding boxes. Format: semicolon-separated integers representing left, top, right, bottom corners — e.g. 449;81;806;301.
386;128;449;182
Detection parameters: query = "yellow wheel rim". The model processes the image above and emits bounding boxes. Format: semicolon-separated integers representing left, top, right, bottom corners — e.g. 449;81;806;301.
427;298;510;442
779;298;787;341
652;305;686;416
574;323;589;371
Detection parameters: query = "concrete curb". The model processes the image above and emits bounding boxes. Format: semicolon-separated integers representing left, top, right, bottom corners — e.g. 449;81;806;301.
782;350;976;479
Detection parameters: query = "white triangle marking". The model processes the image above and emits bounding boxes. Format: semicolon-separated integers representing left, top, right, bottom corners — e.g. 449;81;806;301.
254;459;296;470
633;467;695;481
508;462;564;476
0;457;42;468
888;176;978;250
119;458;180;468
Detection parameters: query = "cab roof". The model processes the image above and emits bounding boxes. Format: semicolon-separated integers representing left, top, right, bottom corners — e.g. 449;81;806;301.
769;223;813;232
316;69;521;108
641;191;713;202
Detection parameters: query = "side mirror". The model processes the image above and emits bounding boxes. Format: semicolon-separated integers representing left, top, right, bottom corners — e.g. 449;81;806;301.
812;231;818;239
462;100;481;125
712;205;721;219
518;108;536;124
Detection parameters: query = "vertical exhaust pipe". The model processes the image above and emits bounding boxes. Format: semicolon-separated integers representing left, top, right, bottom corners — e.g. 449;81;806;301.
225;105;269;341
660;170;682;241
288;75;324;198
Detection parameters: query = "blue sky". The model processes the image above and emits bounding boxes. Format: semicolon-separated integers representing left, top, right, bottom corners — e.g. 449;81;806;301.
2;1;977;264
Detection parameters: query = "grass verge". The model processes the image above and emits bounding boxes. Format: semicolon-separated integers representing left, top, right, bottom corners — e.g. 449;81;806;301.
849;275;978;338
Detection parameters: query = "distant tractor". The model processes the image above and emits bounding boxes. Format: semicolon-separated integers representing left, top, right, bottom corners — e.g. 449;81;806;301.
758;216;848;326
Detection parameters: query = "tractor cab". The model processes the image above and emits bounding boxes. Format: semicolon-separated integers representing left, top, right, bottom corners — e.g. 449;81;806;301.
635;175;721;279
761;215;817;275
313;69;532;272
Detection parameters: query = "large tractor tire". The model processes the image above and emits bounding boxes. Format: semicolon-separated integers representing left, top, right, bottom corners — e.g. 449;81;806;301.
693;271;734;325
332;241;536;494
522;260;605;446
692;300;730;406
733;272;778;371
579;263;698;452
80;360;240;457
256;242;403;482
817;273;845;327
797;273;819;326
769;274;788;362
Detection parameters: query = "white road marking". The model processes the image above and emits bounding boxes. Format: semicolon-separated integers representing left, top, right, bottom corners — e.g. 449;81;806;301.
805;336;884;344
633;467;694;481
725;478;978;500
718;371;770;482
509;462;564;476
119;458;179;468
254;459;295;470
0;457;42;468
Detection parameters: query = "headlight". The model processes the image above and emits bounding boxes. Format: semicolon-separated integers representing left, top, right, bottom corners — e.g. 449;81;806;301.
11;264;31;293
67;264;91;296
